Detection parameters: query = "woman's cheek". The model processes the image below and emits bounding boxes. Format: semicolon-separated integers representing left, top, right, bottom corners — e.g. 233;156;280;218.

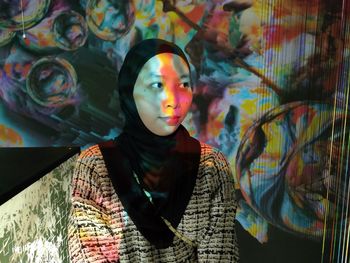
185;92;193;107
181;93;192;114
180;89;192;102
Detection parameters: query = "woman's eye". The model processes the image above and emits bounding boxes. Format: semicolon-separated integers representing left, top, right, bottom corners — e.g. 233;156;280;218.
151;82;163;89
180;82;191;89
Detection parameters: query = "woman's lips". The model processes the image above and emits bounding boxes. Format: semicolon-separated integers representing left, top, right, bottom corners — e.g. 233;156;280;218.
160;116;181;125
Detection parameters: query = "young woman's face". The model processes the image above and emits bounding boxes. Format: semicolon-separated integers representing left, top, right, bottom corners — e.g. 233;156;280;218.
133;53;192;136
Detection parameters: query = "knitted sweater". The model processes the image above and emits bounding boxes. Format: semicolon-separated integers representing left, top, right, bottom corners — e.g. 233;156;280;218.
68;143;239;262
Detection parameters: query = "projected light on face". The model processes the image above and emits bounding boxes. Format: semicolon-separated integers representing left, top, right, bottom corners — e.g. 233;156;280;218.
133;53;192;136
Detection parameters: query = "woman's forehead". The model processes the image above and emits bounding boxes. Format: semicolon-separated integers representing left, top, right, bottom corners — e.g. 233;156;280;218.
140;53;190;76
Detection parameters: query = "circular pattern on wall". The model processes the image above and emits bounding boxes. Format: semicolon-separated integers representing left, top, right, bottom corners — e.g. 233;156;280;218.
86;0;135;41
0;28;15;47
26;57;78;108
0;0;51;30
53;10;88;51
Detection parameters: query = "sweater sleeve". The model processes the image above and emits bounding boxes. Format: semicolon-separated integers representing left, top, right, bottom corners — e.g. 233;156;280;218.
197;150;240;263
68;147;120;263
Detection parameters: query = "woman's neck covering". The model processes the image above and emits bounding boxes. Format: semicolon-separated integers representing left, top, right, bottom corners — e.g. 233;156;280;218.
99;38;201;248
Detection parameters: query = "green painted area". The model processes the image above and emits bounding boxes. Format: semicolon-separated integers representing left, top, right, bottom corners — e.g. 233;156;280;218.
0;155;77;263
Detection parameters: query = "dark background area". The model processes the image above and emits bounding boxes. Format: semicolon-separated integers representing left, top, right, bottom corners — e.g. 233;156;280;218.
0;147;79;205
236;222;325;263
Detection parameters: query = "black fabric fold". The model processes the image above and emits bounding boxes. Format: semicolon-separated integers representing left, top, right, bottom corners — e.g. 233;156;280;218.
99;137;200;248
99;140;173;248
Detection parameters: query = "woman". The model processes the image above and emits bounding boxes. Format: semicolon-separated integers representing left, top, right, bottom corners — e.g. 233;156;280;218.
68;38;239;262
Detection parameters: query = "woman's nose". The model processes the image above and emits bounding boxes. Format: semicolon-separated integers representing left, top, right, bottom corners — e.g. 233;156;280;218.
162;86;179;109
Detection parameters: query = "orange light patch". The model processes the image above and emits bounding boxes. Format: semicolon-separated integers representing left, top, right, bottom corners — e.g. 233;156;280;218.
24;36;31;46
176;4;206;33
95;12;104;26
23;64;32;77
0;125;23;146
4;64;11;76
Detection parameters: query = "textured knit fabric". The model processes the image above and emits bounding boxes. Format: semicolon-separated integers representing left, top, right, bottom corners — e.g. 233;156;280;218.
68;143;239;262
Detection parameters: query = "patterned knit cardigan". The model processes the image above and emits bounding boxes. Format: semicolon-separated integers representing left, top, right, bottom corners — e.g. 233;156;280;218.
68;143;239;262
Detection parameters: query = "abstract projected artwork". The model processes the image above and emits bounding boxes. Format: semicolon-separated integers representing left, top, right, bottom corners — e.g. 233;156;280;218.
0;0;349;262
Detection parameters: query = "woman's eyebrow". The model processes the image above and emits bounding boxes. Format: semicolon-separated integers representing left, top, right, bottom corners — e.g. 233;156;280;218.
147;73;190;79
147;73;162;78
180;74;190;79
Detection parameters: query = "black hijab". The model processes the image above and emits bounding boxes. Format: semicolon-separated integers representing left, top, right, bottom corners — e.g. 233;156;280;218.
99;38;201;248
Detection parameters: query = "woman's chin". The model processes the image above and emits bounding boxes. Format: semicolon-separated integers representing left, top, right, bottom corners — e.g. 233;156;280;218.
151;124;179;136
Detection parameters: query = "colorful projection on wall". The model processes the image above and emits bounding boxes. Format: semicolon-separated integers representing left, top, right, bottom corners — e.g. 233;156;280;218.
0;0;349;261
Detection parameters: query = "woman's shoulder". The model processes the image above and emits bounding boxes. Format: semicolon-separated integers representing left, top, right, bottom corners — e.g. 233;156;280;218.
77;144;105;169
199;142;229;164
79;144;102;158
198;142;233;185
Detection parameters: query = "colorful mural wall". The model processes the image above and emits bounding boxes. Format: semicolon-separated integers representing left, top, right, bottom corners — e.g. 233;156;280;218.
0;0;349;262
